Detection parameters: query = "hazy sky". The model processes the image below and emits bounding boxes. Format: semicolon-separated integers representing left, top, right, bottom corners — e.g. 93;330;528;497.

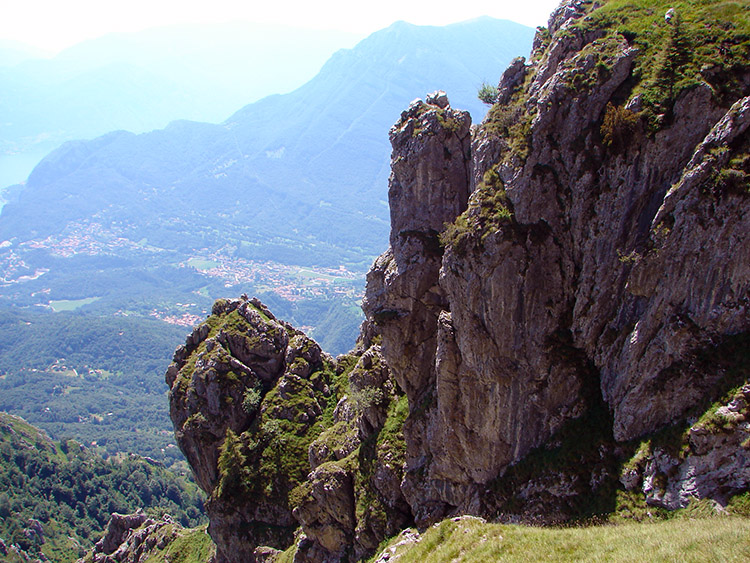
2;0;562;53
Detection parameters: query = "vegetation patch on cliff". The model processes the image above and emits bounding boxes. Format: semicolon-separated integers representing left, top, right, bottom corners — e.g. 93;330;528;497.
441;166;513;254
214;359;340;508
354;391;409;532
142;525;215;563
618;332;750;502
574;0;750;129
704;133;750;198
484;77;533;161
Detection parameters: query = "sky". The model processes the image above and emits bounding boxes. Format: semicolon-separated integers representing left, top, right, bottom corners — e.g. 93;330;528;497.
1;0;563;53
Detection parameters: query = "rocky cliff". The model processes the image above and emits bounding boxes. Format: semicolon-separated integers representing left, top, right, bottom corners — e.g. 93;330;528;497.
363;0;750;525
166;0;750;560
166;297;411;562
78;511;215;563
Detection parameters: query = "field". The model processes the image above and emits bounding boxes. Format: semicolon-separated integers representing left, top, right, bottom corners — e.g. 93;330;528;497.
48;297;101;312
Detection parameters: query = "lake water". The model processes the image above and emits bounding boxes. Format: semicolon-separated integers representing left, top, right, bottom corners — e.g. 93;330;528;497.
0;151;50;210
0;150;49;189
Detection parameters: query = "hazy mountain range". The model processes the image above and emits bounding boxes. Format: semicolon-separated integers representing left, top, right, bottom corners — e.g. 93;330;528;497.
2;18;534;249
0;39;49;66
0;22;363;188
0;17;534;356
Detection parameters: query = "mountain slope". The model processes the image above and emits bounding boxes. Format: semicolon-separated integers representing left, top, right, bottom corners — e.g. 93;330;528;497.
0;18;535;345
0;39;48;66
0;308;188;464
0;412;205;563
0;18;534;253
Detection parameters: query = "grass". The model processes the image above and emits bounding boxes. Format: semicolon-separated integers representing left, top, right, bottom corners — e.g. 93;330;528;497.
48;297;101;312
296;268;350;282
142;525;215;563
484;81;532;160
573;0;750;128
380;516;750;562
187;258;220;271
275;544;296;563
440;166;513;253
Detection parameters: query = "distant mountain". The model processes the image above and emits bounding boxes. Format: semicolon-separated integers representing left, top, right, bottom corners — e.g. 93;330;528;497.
0;39;49;66
0;22;362;187
0;18;534;354
2;18;534;248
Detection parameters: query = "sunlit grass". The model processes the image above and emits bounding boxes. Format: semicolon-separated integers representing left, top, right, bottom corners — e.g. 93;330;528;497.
186;258;220;271
142;525;215;563
48;297;101;312
379;516;750;563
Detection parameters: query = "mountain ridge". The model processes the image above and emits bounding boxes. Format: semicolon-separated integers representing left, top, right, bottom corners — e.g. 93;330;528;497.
0;22;363;187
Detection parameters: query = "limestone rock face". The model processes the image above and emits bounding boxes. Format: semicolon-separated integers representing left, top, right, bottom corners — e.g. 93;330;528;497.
600;96;750;440
362;92;472;524
363;0;750;526
79;512;194;563
623;383;750;509
166;297;338;563
169;1;750;558
365;91;471;401
95;512;152;556
167;301;411;562
166;297;288;493
292;341;411;562
293;462;356;557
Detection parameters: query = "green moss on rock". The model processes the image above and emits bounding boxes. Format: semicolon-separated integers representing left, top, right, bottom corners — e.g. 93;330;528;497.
441;167;513;254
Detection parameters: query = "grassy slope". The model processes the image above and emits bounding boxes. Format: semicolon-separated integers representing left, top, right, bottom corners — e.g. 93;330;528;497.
143;525;215;563
378;515;750;562
76;524;215;563
574;0;749;127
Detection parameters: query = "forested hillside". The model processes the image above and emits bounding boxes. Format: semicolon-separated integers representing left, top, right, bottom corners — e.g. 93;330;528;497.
0;413;205;563
0;309;186;464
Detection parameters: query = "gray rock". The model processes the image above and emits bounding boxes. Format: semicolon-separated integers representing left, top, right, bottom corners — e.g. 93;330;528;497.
253;546;281;562
167;3;750;558
632;385;750;510
94;512;151;555
363;93;471;525
80;512;179;563
363;2;750;528
495;56;527;105
547;0;589;36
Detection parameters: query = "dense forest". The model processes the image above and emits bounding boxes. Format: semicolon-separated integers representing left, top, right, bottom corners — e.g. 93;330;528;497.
0;308;187;464
0;412;205;563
